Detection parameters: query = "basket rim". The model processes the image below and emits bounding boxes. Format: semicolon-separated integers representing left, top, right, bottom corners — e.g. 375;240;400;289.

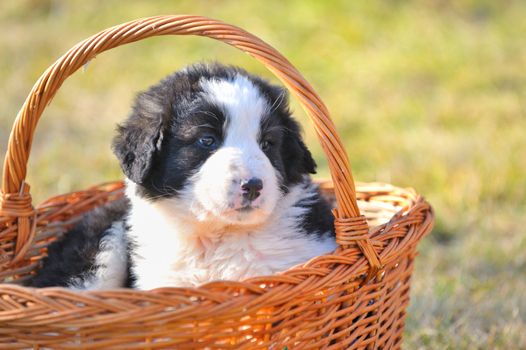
0;179;434;328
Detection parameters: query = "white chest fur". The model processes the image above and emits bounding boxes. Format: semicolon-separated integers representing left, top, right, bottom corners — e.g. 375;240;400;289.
126;182;336;290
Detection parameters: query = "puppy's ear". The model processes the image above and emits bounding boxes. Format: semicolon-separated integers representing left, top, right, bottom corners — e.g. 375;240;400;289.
281;116;317;184
112;92;165;184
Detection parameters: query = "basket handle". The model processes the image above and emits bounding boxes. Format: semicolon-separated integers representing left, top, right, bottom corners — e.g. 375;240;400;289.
0;15;382;278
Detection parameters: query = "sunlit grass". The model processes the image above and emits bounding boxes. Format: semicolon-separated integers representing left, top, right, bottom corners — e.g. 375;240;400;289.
1;1;525;348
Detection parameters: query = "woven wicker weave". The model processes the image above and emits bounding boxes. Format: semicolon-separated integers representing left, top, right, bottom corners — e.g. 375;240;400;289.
0;15;434;349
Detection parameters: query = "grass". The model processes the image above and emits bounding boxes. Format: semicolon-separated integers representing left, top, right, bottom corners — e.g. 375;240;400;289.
1;0;525;348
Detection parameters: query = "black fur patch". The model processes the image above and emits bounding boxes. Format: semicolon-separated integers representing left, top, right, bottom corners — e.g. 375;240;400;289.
295;183;335;239
26;197;130;288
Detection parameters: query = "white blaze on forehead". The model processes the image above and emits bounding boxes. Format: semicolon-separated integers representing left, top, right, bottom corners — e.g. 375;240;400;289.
194;74;279;223
200;74;269;145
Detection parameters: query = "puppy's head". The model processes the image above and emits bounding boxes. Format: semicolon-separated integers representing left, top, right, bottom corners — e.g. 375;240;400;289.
113;63;316;226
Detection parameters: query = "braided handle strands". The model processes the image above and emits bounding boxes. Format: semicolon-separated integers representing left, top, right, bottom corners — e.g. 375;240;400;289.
0;15;382;272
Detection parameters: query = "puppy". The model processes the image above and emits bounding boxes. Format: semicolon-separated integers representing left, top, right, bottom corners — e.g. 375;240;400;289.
28;63;336;290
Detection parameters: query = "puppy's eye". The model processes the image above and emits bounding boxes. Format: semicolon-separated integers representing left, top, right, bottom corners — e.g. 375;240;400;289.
261;139;273;151
197;135;217;149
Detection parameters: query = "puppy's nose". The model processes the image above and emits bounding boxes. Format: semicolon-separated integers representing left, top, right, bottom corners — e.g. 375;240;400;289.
241;178;263;201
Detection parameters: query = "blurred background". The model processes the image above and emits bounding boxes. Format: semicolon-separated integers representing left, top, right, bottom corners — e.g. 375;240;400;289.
1;0;524;348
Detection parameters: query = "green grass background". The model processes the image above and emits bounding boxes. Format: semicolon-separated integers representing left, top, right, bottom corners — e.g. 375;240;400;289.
1;1;525;348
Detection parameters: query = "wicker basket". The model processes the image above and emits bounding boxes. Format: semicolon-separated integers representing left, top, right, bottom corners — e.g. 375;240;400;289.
0;15;434;349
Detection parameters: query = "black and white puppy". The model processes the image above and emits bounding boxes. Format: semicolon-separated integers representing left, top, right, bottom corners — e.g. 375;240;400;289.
28;63;336;290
